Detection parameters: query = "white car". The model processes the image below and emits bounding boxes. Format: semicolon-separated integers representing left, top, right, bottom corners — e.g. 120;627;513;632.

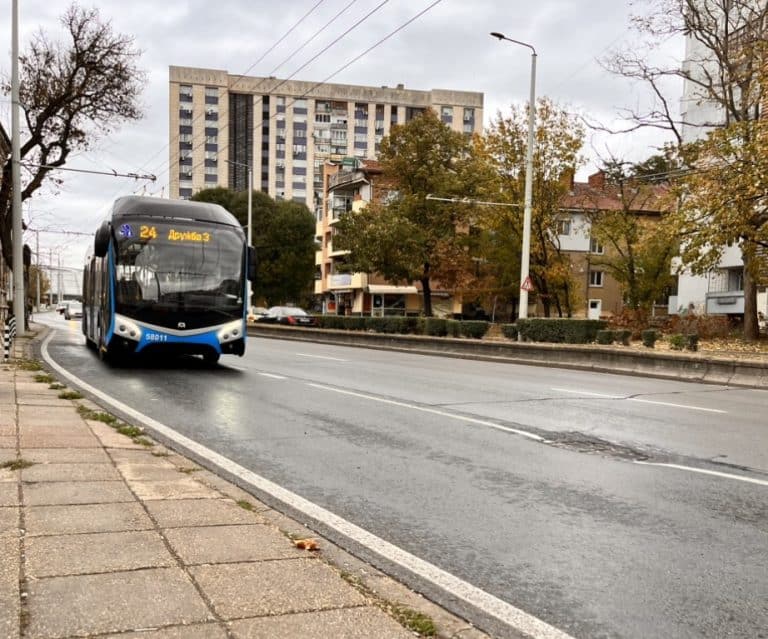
64;301;83;320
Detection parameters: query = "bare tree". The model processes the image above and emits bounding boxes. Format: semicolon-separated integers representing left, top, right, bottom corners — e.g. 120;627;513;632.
0;3;145;268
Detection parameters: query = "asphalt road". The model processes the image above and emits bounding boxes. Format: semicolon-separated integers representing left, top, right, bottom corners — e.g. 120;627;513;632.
39;314;768;639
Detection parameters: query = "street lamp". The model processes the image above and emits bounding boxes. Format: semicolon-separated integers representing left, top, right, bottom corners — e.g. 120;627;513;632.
490;31;537;320
226;159;253;310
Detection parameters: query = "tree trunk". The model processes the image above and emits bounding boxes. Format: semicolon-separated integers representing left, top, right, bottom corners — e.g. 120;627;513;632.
421;276;432;317
743;250;759;341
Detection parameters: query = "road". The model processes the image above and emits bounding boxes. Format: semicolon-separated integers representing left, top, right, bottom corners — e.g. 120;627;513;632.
38;313;768;639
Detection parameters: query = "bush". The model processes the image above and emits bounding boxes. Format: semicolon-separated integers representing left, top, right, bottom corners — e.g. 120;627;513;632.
501;324;518;340
316;315;365;330
460;321;490;339
663;313;732;339
668;334;686;351
422;318;448;337
445;319;462;337
686;333;699;352
641;329;659;348
615;329;632;346
596;329;615;345
517;318;608;344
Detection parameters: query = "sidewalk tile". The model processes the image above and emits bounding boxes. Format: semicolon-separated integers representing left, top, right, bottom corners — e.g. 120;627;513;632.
0;437;16;448
165;524;302;565
0;506;18;536
191;559;366;619
103;624;228;638
128;477;220;501
0;450;16;464
0;536;20;639
22;462;121;482
25;567;212;639
23;480;134;506
87;421;150;449
116;462;190;482
22;448;111;463
0;468;18;483
0;483;18;506
145;498;263;528
26;530;174;577
229;607;413;639
26;502;153;536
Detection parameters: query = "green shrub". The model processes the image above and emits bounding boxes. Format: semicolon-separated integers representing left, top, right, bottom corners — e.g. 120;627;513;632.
517;318;607;343
596;329;615;345
445;319;462;337
668;334;686;350
422;318;447;337
501;324;518;340
460;320;490;339
686;333;699;352
615;329;632;346
641;329;659;348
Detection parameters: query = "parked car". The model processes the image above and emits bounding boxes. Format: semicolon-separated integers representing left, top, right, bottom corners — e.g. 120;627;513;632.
56;302;67;315
258;306;317;326
247;306;269;322
64;301;83;320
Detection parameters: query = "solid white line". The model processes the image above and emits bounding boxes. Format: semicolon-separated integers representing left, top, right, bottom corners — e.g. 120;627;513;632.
40;332;572;639
307;383;545;442
551;388;726;414
296;352;348;362
258;372;287;380
635;461;768;487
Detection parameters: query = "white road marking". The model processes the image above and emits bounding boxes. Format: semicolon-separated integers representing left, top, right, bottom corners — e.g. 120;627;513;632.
40;332;573;639
551;388;726;414
307;383;545;442
258;372;287;380
296;352;348;362
635;461;768;487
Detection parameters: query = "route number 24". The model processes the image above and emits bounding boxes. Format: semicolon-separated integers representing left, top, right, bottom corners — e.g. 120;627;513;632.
140;225;158;240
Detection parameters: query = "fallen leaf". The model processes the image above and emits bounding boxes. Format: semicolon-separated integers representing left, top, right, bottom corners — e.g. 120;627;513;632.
294;538;320;551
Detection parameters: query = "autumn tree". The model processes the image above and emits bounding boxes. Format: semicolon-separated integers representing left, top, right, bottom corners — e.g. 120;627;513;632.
603;0;767;338
584;158;677;312
192;187;316;306
483;97;585;317
0;4;145;270
334;109;493;317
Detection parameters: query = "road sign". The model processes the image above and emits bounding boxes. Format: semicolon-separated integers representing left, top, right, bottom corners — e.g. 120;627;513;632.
521;275;534;292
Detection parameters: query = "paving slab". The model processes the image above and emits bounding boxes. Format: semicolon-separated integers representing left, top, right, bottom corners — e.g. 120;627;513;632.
87;421;149;449
20;436;100;449
165;524;303;565
25;502;154;536
145;498;263;528
103;623;228;638
0;535;19;639
191;559;367;619
0;506;18;536
21;448;111;463
0;436;17;448
21;462;121;482
0;449;16;464
229;606;413;639
26;530;175;577
0;467;19;483
108;448;170;463
0;483;18;506
17;396;72;406
0;424;15;437
20;424;94;438
128;477;221;501
23;480;134;506
116;462;191;482
18;405;84;427
25;567;213;639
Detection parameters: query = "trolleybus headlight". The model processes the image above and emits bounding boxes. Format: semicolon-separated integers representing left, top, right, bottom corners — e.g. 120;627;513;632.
115;316;142;342
217;319;245;344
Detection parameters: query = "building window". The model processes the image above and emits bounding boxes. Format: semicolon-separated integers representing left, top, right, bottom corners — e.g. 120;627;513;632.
589;270;604;287
590;238;604;254
204;150;217;160
441;106;453;123
179;85;193;102
463;107;475;122
557;219;571;236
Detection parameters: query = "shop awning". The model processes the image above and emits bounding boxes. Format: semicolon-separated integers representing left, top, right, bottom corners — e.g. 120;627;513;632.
366;285;419;295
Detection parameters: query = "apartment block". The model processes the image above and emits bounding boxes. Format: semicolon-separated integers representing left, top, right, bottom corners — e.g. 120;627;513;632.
168;66;484;216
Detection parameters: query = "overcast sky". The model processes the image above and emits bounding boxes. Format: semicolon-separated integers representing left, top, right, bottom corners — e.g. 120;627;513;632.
1;0;684;270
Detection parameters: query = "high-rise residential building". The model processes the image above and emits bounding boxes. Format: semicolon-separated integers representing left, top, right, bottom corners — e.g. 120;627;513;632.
168;66;484;216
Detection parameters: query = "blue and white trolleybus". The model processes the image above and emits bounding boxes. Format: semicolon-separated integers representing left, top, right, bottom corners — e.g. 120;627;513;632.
82;196;255;363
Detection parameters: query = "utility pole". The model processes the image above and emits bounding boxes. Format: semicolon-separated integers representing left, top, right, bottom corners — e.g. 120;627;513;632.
11;0;25;328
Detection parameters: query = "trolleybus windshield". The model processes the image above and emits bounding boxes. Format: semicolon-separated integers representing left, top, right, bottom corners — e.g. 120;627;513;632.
113;218;244;323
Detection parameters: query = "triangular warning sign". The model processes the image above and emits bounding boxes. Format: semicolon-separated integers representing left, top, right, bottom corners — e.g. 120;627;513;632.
521;275;534;292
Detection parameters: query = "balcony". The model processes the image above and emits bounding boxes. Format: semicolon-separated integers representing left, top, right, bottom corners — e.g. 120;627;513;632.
329;170;367;190
705;290;744;314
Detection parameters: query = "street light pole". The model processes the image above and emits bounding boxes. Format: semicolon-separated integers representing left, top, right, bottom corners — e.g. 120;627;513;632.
490;31;537;320
225;159;253;310
11;0;25;329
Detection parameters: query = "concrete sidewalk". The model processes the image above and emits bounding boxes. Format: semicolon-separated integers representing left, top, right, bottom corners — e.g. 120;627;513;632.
1;335;488;639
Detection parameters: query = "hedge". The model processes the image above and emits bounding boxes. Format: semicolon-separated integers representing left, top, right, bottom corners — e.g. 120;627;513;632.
517;318;608;344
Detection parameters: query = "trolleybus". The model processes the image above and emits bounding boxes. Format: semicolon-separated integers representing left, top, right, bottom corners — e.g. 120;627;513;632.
82;196;255;363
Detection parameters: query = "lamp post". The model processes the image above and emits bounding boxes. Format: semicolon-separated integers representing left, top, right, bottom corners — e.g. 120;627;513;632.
226;159;253;310
490;31;537;320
